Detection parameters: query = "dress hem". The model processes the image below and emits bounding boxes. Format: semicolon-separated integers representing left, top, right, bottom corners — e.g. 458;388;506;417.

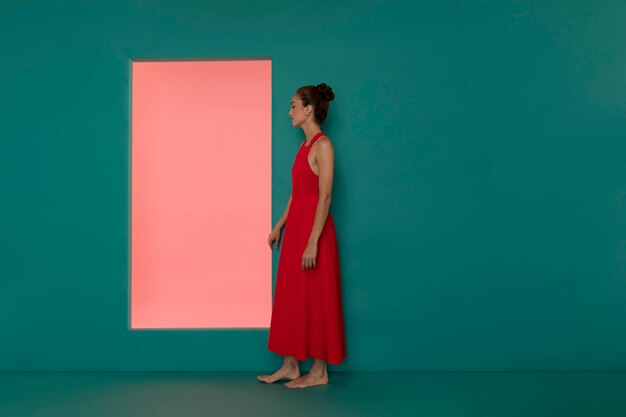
268;347;347;365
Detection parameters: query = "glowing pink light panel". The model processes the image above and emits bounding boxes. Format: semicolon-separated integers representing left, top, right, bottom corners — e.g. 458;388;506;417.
131;59;272;328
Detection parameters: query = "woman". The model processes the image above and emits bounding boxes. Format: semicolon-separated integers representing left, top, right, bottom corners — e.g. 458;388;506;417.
257;83;347;388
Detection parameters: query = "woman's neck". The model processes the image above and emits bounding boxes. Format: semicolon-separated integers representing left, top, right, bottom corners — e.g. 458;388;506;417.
302;124;322;144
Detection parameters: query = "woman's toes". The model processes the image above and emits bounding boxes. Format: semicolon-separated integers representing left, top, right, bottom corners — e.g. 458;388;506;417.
285;377;303;388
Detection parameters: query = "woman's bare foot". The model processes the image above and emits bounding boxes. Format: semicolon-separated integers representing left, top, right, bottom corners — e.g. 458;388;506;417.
257;366;300;383
257;356;300;383
284;372;328;388
284;358;328;388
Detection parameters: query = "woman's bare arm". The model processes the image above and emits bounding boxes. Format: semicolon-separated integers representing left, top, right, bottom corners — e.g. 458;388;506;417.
307;139;334;245
274;194;292;231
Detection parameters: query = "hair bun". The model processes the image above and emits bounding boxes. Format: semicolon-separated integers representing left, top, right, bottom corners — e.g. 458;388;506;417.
317;83;335;102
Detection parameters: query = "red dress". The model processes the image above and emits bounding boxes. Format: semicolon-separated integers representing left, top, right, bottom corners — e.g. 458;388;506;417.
268;131;347;364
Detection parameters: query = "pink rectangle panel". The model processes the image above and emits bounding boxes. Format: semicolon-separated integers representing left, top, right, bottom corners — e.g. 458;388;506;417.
131;60;272;328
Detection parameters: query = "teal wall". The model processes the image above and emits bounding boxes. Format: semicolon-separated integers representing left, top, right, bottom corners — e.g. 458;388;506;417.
1;0;625;371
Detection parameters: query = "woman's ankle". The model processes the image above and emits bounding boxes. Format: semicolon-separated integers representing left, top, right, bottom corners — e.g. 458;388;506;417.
283;357;298;369
309;359;328;377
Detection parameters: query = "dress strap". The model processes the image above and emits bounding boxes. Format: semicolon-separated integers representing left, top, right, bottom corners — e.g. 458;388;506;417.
305;131;326;148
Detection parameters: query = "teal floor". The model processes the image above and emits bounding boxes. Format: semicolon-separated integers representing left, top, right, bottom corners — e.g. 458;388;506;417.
2;371;626;416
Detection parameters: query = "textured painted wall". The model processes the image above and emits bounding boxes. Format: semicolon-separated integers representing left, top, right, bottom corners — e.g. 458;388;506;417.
0;0;625;371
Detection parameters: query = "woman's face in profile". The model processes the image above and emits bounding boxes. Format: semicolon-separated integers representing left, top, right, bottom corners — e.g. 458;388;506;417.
289;94;307;127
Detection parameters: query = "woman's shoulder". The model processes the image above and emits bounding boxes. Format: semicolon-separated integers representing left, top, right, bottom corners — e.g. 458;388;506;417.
311;136;334;158
315;135;333;148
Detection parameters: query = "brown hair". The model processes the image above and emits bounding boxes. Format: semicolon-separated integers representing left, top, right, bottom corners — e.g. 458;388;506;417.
295;83;335;125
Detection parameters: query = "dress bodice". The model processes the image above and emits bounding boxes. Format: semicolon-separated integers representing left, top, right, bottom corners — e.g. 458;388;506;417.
291;131;326;198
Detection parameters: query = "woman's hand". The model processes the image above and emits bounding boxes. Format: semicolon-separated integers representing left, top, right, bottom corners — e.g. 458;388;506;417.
268;227;281;249
302;242;318;271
